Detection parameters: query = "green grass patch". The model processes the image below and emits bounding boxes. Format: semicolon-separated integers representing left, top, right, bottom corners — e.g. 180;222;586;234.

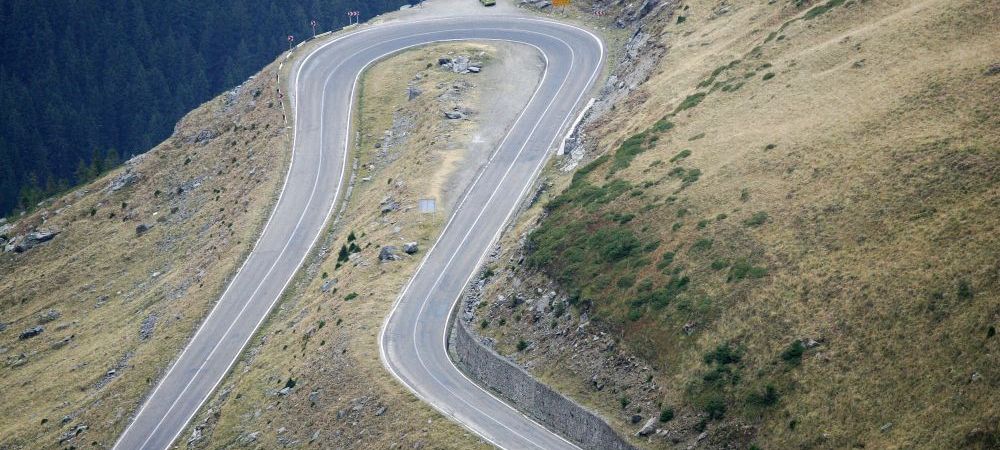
728;259;768;281
744;211;769;227
803;0;846;20
674;92;708;114
670;149;692;162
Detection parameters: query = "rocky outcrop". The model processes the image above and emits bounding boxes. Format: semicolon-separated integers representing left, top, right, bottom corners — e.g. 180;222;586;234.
19;326;44;340
8;229;59;253
378;246;399;261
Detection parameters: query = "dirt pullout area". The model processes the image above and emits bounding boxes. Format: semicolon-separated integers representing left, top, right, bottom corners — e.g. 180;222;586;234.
179;42;544;449
0;61;290;447
463;0;999;449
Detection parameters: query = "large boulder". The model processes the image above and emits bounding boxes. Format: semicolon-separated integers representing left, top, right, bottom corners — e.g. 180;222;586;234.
13;229;59;253
402;242;419;254
378;246;399;261
19;326;44;340
637;417;658;436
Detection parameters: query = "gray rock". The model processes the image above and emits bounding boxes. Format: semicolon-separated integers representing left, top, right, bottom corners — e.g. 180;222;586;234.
407;86;422;100
0;222;12;237
107;169;139;192
135;223;152;236
438;57;451;66
380;197;400;213
321;279;336;293
13;229;59;253
630;414;643;424
278;386;293;396
402;242;419;254
38;309;61;324
379;246;400;261
194;128;217;144
468;66;481;73
51;336;74;349
0;322;6;332
140;315;157;340
238;431;261;445
444;111;463;120
985;64;1000;76
451;56;470;73
375;406;387;416
19;326;44;340
637;417;658;436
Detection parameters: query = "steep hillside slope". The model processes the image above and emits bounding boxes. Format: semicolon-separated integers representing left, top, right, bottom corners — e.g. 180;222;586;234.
468;0;999;448
179;41;543;449
0;61;289;448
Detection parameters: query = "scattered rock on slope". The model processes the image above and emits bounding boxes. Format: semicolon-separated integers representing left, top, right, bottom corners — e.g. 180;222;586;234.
379;246;400;261
19;326;44;340
12;229;60;253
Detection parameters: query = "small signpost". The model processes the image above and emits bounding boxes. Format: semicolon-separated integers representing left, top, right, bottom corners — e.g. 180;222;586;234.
287;34;295;50
552;0;570;14
310;20;318;38
347;10;360;25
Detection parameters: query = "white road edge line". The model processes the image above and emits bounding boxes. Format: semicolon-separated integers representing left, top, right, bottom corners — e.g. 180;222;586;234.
378;19;606;450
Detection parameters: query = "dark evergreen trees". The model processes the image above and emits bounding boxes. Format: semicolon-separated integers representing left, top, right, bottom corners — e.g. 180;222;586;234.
0;0;410;215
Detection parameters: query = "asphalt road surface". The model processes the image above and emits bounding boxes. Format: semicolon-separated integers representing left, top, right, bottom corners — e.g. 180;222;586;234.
114;15;603;450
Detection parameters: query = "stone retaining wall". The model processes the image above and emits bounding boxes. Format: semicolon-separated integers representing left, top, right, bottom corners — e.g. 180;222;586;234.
450;318;637;450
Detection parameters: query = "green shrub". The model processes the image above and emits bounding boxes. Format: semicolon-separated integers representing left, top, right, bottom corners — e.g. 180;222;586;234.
803;0;846;20
674;92;708;114
697;219;709;229
344;292;358;301
591;228;641;263
653;119;675;132
620;396;631;409
676;15;686;24
716;213;728;221
553;301;566;317
762;72;776;81
728;259;768;281
781;340;805;365
704;396;727;420
682;168;702;184
516;339;528;351
704;344;742;366
691;238;714;252
689;133;706;141
337;245;350;262
744;211;769;227
958;280;973;300
659;408;675;422
612;132;649;171
670;149;692;162
480;319;490;329
710;259;729;270
747;384;780;407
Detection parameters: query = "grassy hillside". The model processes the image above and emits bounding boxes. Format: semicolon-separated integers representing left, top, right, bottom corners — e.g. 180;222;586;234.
474;0;999;447
0;60;290;448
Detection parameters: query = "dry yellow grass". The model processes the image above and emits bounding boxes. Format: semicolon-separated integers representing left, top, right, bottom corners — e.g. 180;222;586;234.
472;0;999;448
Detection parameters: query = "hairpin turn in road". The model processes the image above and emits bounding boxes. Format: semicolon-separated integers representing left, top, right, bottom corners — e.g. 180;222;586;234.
114;15;603;450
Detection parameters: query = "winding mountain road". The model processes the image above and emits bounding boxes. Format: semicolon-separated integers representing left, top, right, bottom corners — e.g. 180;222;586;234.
114;14;603;450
